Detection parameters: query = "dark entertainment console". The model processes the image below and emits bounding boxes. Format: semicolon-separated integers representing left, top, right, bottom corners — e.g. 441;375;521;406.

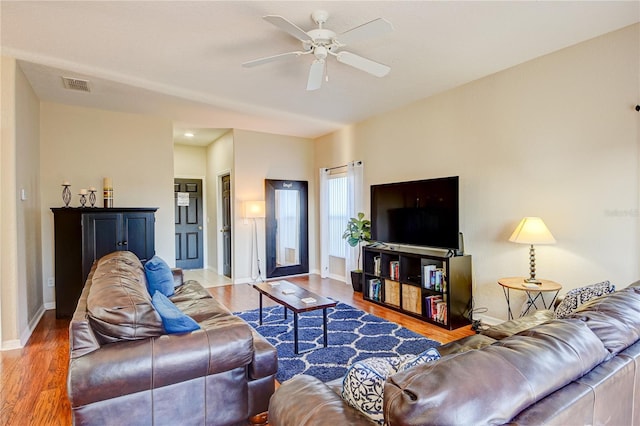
51;207;157;318
362;245;472;330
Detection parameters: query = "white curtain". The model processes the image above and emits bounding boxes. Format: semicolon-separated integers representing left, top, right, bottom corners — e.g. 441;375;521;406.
345;161;364;284
319;168;330;278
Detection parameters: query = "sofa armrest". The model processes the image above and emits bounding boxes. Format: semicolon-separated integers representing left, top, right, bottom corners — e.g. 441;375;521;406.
69;319;253;407
249;330;277;379
269;375;374;425
171;268;184;287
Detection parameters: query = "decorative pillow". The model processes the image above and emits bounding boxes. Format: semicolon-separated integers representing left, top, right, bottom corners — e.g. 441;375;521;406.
341;348;441;424
555;280;615;319
151;291;200;334
144;255;175;297
398;347;441;371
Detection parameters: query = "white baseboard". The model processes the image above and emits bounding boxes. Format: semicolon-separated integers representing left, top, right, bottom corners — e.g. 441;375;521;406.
474;313;504;326
1;337;22;351
2;304;46;351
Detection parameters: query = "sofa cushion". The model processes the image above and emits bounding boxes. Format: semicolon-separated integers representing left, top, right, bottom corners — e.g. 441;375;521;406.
555;280;615;319
342;348;440;424
384;320;609;425
170;279;213;303
144;255;175;297
481;309;555;340
87;252;164;344
152;291;200;334
566;284;640;355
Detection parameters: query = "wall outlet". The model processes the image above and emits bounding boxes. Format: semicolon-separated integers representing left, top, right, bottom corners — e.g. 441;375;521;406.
47;277;55;287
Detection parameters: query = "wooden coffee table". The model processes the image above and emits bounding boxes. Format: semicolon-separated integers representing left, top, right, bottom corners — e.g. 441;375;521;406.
252;280;337;354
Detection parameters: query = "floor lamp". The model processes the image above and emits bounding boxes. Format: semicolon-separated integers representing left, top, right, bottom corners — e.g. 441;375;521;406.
244;201;266;283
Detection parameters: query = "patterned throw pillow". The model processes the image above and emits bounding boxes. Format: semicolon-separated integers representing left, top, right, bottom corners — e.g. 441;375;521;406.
341;348;441;424
555;280;615;319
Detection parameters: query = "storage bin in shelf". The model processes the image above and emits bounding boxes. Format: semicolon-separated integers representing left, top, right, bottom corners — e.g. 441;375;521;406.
402;284;422;315
384;280;400;307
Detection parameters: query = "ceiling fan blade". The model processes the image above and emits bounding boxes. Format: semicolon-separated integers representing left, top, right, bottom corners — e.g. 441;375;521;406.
336;51;390;77
337;18;394;46
264;15;312;42
307;59;325;91
242;51;306;68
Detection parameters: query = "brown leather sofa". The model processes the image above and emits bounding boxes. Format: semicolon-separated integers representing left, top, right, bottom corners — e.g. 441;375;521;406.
67;251;277;426
270;280;640;425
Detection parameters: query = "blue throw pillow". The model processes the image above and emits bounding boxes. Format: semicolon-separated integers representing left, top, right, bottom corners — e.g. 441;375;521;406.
144;255;174;297
151;291;200;334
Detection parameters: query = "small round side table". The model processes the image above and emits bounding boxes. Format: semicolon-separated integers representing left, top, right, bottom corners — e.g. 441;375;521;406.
498;277;562;320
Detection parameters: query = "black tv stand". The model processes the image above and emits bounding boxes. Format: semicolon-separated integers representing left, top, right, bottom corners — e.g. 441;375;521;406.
362;244;472;330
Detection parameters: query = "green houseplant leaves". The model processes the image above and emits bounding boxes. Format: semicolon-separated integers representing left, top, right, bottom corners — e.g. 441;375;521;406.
342;212;372;272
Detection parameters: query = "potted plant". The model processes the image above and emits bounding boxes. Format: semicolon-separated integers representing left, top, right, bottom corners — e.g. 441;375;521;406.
342;212;372;292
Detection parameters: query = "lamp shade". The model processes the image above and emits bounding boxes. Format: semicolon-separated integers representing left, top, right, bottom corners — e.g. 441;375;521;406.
243;200;265;218
509;217;556;245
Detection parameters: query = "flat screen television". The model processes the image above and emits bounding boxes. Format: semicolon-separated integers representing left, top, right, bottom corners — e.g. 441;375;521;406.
370;176;459;250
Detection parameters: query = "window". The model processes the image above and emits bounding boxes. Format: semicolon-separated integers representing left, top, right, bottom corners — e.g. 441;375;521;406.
327;175;348;258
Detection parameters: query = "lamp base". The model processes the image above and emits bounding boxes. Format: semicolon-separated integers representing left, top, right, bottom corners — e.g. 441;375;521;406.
524;277;542;285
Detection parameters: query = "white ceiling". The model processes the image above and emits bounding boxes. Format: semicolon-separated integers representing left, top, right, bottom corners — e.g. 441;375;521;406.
2;1;639;141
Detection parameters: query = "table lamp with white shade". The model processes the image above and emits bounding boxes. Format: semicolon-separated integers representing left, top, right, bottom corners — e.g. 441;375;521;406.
509;217;556;284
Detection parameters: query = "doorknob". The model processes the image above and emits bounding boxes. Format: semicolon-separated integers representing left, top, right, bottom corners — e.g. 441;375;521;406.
198;226;203;230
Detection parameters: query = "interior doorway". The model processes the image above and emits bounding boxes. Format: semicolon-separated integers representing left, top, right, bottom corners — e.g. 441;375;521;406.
174;178;204;269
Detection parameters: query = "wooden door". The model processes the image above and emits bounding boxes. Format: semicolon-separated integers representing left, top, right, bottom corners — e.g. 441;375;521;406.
221;174;232;277
174;179;204;269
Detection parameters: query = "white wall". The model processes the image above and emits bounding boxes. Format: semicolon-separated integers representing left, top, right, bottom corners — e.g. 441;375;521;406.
40;103;175;307
233;129;315;283
315;24;640;321
206;131;233;273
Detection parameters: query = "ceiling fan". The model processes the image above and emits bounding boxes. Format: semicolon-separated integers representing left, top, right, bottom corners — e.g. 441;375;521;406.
242;10;394;91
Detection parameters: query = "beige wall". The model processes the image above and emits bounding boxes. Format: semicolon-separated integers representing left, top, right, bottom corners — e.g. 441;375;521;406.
40;103;175;307
315;24;640;321
1;57;43;348
16;59;43;334
206;131;233;273
233;129;315;283
1;57;19;347
174;143;207;177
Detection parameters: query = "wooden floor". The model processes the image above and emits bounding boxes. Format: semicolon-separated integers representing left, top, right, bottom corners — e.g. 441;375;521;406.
0;275;473;425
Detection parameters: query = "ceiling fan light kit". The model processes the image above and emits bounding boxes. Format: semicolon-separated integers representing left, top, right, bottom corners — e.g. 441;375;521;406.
242;10;394;91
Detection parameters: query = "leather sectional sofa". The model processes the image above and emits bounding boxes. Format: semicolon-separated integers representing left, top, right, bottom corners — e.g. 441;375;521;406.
67;251;277;426
270;280;640;425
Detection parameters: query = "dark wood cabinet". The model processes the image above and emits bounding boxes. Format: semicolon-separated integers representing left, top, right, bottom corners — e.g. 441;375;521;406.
362;245;472;330
51;207;157;318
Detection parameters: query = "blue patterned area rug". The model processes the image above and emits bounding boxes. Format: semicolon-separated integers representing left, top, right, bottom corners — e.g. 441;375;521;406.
235;302;440;383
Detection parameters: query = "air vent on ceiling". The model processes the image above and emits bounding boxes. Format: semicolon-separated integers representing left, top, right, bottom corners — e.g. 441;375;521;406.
61;77;91;92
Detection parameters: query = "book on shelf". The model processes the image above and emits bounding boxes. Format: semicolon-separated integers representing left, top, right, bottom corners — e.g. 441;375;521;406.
368;278;382;302
373;256;381;276
424;295;447;324
389;260;399;280
422;265;445;291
